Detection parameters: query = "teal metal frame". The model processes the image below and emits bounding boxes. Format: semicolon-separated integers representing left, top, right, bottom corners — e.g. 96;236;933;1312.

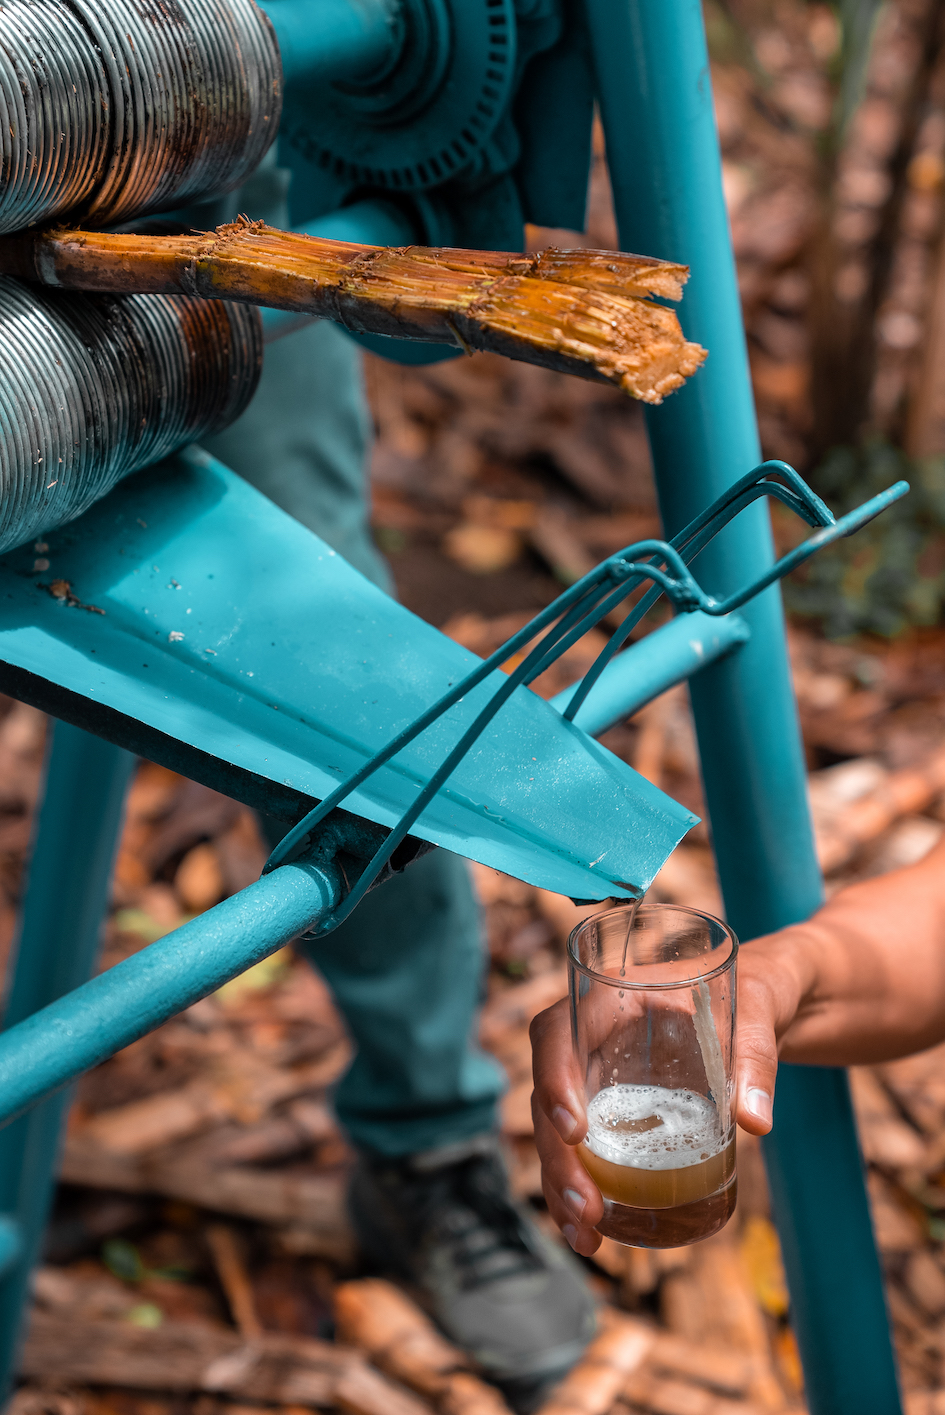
0;725;134;1382
550;612;749;731
0;580;745;1385
0;2;905;1410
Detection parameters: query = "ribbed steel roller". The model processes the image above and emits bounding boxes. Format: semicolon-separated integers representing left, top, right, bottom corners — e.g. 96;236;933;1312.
0;0;280;233
0;280;262;553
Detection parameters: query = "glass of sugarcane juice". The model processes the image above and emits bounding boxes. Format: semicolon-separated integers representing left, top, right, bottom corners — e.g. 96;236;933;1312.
568;903;737;1248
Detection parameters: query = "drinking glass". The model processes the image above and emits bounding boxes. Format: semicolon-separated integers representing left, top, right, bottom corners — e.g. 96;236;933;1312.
568;902;738;1248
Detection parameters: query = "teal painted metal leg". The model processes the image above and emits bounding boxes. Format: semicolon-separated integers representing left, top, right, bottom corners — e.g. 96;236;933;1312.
0;729;335;1393
585;3;901;1411
0;722;134;1394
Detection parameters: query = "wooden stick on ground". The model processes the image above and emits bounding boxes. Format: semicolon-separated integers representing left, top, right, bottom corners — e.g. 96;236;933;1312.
334;1278;513;1415
60;1133;354;1262
205;1222;263;1339
0;222;706;405
534;1310;655;1415
20;1312;432;1415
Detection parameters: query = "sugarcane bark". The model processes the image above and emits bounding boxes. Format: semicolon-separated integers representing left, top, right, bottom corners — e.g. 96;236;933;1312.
0;222;706;404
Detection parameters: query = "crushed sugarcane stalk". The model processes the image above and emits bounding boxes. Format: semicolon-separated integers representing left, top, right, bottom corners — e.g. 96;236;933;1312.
0;221;706;404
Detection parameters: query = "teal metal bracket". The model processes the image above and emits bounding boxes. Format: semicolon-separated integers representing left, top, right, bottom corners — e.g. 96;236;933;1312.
260;459;905;932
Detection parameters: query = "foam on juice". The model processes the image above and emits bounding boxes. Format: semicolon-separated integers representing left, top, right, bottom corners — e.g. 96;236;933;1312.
579;1083;734;1209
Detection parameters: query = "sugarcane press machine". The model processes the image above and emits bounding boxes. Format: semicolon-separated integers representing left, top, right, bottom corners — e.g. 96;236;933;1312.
0;2;910;1411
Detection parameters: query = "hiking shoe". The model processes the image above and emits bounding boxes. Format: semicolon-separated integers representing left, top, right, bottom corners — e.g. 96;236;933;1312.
348;1133;597;1411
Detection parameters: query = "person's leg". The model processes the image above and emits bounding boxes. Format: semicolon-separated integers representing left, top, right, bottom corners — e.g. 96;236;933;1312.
200;160;595;1406
202;318;391;590
302;848;502;1155
203;316;508;1151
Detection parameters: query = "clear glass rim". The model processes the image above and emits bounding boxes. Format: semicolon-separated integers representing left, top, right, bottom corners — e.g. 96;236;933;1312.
567;901;738;990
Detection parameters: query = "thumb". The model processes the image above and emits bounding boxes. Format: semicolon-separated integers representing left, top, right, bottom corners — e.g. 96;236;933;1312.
735;959;781;1136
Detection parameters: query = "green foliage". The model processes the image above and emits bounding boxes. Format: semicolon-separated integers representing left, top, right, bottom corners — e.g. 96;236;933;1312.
101;1236;192;1284
127;1302;164;1328
837;0;885;131
785;441;945;638
103;1237;145;1283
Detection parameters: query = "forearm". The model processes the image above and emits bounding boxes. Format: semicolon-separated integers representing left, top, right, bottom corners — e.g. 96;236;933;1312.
744;835;945;1066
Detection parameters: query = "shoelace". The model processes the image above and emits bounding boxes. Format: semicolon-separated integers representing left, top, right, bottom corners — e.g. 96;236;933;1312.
409;1158;545;1292
441;1211;539;1290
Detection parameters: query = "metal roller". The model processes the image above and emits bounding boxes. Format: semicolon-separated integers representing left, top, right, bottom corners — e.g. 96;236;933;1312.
0;0;280;233
0;279;261;553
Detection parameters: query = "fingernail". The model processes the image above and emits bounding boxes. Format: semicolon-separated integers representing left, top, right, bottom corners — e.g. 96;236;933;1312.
746;1088;773;1127
562;1223;578;1250
552;1105;578;1141
563;1188;586;1221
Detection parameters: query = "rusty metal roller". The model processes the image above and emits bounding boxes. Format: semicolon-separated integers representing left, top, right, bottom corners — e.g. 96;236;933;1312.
0;0;280;233
0;279;261;553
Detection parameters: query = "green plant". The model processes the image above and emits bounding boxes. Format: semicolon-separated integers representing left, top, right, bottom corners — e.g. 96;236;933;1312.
785;440;945;637
102;1237;192;1284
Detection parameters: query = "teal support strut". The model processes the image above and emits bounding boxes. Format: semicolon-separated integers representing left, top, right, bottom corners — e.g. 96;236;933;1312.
550;612;750;736
0;723;135;1394
584;2;901;1411
258;0;396;87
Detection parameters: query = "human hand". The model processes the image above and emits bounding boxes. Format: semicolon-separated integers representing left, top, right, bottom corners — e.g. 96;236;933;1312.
529;934;806;1255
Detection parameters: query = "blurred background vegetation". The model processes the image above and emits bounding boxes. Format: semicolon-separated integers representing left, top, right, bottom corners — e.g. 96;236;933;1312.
707;0;945;636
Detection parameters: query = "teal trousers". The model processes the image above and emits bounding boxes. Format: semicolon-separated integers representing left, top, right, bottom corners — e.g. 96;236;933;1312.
201;317;506;1157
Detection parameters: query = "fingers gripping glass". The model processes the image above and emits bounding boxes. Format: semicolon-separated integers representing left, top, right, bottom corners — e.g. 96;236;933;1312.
568;904;738;1248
